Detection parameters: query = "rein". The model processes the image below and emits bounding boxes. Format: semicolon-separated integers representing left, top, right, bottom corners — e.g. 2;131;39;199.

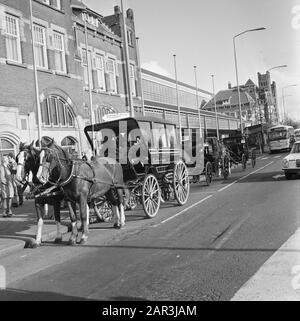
41;146;124;190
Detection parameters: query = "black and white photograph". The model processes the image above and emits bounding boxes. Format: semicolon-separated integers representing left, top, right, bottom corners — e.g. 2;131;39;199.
0;0;300;306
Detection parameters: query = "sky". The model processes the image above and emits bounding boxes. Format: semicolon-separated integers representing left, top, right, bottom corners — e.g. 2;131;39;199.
85;0;300;121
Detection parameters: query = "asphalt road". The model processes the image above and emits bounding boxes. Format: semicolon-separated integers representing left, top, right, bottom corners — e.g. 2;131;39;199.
0;152;299;301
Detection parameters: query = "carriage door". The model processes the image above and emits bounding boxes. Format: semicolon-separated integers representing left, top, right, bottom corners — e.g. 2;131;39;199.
151;123;168;165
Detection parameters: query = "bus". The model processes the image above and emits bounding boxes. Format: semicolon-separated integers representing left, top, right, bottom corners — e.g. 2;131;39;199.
294;128;300;141
268;125;295;153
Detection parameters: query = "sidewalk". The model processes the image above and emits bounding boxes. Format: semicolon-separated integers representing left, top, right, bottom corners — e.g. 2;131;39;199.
0;199;70;258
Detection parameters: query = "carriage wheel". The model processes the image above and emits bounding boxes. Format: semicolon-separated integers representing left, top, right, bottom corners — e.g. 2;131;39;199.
242;154;247;171
222;156;230;180
205;161;213;186
173;160;190;205
251;150;256;168
142;174;161;218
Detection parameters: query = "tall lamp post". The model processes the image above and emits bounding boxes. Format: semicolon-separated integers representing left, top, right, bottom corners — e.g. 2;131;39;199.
233;27;266;135
173;54;182;141
266;65;287;124
120;0;134;117
193;66;202;138
211;75;219;140
29;0;42;143
282;84;297;122
136;37;145;116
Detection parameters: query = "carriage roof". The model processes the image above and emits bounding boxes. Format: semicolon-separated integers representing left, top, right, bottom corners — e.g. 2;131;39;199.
84;116;177;133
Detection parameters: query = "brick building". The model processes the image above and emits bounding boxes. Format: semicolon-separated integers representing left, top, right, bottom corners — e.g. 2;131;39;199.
257;71;278;124
204;74;279;127
203;81;256;124
0;0;142;157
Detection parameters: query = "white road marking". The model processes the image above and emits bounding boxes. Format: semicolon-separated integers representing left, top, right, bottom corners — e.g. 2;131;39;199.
231;228;300;301
274;155;281;158
273;174;285;179
262;157;269;160
153;161;274;228
218;181;237;192
218;162;274;192
153;195;213;227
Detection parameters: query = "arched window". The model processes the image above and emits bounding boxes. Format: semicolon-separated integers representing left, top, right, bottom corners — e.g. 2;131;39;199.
96;106;116;123
0;138;15;158
61;136;78;157
40;95;75;128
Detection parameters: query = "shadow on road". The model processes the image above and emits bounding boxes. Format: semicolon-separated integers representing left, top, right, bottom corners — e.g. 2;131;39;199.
0;288;95;301
235;171;299;183
70;243;300;254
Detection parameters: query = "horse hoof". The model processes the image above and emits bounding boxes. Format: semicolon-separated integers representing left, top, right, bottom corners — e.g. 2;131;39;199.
25;239;40;249
54;237;63;244
68;239;76;246
79;238;87;245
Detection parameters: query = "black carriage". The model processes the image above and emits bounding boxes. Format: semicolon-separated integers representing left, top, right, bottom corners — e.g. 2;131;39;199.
84;116;190;218
222;134;256;171
179;130;229;186
202;137;230;184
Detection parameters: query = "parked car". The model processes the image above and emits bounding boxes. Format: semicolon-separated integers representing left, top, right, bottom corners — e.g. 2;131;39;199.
282;141;300;179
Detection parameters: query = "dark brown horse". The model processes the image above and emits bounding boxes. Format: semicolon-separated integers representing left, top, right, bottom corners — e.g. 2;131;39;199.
16;141;76;247
36;139;125;245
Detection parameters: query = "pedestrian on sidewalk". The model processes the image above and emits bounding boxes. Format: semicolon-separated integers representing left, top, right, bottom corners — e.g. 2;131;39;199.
0;155;14;217
7;153;23;207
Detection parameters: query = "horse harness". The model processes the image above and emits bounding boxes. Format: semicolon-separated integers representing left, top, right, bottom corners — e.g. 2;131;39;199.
39;148;124;200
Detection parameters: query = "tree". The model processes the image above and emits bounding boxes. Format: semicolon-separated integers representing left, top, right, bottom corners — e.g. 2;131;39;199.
283;116;300;128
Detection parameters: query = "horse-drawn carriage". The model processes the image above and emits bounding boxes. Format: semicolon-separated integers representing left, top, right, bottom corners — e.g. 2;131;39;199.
222;134;256;171
84;116;190;219
203;137;230;183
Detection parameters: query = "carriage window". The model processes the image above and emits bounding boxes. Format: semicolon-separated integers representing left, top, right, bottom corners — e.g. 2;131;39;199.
182;128;190;142
166;125;177;148
152;123;168;148
138;121;152;147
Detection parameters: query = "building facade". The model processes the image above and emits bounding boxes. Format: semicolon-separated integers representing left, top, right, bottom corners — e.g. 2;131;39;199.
141;69;244;138
0;0;142;157
257;71;278;125
203;81;256;126
0;0;243;158
204;74;279;128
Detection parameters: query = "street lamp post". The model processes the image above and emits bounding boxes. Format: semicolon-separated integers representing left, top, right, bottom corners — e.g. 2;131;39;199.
173;54;182;141
193;66;202;138
136;37;145;116
29;0;42;143
120;0;134;117
282;84;297;122
233;27;266;135
211;75;219;140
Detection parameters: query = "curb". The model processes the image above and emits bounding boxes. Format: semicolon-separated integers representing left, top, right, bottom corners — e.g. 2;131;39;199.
0;238;25;258
0;224;70;257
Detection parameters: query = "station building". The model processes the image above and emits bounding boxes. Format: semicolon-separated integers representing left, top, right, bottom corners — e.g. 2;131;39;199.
141;69;248;138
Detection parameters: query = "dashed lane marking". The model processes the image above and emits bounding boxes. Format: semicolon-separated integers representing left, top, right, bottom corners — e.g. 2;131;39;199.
152;195;213;227
217;161;274;192
154;161;274;228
